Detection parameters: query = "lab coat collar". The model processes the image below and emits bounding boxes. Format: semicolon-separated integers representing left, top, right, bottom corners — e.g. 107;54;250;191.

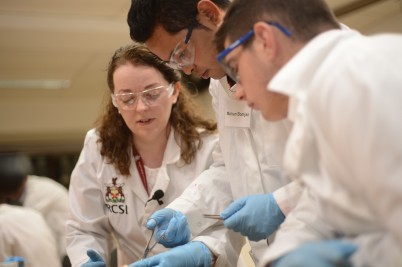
161;127;181;165
126;127;180;205
219;76;238;100
219;75;230;89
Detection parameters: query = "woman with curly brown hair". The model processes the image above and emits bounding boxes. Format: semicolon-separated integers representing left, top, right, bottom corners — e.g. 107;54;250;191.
66;42;219;267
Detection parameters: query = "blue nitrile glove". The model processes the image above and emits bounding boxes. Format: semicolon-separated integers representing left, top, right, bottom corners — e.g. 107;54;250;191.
3;256;25;267
146;208;190;248
81;249;106;267
129;241;213;267
271;240;357;267
220;193;285;241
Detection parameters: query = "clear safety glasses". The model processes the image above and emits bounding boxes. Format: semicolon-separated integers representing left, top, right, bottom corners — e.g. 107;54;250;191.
166;26;195;70
112;84;174;111
217;21;292;89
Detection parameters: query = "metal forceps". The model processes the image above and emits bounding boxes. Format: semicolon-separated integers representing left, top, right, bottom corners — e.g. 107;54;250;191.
142;228;161;259
203;214;224;220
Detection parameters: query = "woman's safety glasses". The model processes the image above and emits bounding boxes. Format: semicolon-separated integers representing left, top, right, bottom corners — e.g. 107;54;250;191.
112;83;174;111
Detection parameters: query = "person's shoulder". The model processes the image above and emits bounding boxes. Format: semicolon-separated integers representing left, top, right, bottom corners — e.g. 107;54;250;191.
84;128;98;140
27;175;68;192
81;128;102;149
0;203;42;220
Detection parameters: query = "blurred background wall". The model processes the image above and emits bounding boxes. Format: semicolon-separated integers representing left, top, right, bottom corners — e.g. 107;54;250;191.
0;0;401;186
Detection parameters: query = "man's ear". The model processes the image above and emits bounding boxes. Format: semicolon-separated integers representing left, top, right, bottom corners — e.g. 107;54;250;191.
253;22;277;61
197;0;222;29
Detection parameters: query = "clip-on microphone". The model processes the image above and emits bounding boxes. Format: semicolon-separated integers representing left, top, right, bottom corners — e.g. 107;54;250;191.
147;189;164;205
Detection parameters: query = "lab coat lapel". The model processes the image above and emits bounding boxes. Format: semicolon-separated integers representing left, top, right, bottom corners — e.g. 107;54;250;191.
162;127;181;165
142;167;170;242
218;84;264;196
125;148;149;206
141;129;181;227
125;174;148;207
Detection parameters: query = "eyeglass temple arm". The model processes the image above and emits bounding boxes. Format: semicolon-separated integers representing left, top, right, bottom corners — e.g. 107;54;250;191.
266;21;292;37
184;26;194;44
217;30;254;62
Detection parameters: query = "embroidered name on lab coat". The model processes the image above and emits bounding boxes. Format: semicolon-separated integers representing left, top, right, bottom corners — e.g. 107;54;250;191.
224;97;251;128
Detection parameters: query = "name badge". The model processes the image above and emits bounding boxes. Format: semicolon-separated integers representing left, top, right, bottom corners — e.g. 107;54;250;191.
223;94;251;128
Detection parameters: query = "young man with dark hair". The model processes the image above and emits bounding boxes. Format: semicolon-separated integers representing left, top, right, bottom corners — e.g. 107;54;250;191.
215;0;402;266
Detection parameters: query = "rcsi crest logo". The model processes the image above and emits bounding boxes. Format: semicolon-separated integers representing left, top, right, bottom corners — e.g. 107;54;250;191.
105;177;128;214
105;177;126;203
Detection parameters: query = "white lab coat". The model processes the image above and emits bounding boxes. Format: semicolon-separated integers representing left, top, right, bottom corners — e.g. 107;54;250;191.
66;128;222;267
167;77;303;266
0;204;61;267
21;175;69;260
260;30;402;267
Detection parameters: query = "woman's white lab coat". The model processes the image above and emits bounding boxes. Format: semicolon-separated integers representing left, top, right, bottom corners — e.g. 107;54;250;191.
66;128;220;267
0;204;61;267
260;30;402;267
167;78;303;266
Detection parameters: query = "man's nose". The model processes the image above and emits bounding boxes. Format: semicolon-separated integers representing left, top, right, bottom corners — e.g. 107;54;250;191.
234;84;246;101
181;65;193;75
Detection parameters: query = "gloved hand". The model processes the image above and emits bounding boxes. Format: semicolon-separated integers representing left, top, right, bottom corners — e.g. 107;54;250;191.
129;241;213;267
146;208;190;248
81;249;106;267
3;256;25;267
271;240;357;267
220;193;284;241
